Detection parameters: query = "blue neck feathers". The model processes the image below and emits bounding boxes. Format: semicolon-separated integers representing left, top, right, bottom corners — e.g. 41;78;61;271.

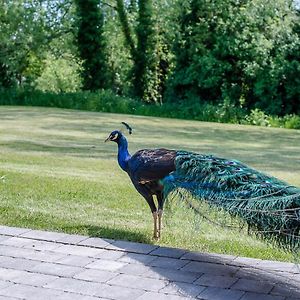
117;136;131;171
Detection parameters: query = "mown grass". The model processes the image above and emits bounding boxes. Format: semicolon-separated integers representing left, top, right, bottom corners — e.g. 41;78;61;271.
0;106;299;261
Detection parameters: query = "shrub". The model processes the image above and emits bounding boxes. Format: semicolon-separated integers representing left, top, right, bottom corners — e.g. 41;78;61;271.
244;109;270;127
0;88;299;130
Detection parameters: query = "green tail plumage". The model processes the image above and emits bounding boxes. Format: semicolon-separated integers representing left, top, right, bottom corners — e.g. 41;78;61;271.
163;151;300;248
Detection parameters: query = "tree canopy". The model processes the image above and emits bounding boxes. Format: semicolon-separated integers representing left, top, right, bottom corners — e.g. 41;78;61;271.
0;0;299;115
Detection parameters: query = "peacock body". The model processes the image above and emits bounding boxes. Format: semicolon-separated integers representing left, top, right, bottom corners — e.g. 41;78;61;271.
106;124;300;246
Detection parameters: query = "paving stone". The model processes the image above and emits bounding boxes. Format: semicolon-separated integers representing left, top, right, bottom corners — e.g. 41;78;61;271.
0;268;25;281
181;251;236;265
144;266;202;283
23;250;66;263
240;292;285;300
136;292;190;300
54;244;105;257
56;234;88;245
45;277;105;296
95;249;125;261
290;263;300;274
118;263;151;276
150;247;187;258
197;287;245;300
74;269;117;283
96;284;145;300
0;256;40;271
30;262;84;277
107;273;167;292
0;296;18;300
78;237;111;248
149;257;189;270
56;254;95;267
256;260;296;273
0;283;63;300
108;240;158;254
22;239;61;251
0;280;13;290
235;267;293;285
231;278;274;293
0;244;65;263
232;257;262;267
292;273;300;283
0;236;9;244
182;261;238;276
118;252;157;265
21;229;67;242
86;259;127;272
270;283;300;298
160;282;206;297
195;274;238;288
55;292;105;300
0;237;33;247
11;271;59;287
0;226;31;236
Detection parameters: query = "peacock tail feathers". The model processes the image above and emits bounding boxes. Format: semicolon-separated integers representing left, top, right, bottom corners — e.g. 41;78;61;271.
162;151;300;248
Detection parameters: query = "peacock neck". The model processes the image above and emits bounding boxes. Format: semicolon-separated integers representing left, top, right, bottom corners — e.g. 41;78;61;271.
117;136;131;172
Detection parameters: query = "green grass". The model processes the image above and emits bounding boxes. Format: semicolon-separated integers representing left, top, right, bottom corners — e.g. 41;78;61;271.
0;106;300;261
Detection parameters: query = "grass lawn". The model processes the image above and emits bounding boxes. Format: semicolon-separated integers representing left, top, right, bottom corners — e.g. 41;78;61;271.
0;106;299;261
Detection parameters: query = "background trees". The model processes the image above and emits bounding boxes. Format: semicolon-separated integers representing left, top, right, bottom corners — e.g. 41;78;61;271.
75;0;109;90
0;0;299;116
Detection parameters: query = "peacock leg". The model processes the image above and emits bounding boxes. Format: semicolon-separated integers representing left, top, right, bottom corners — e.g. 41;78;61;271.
157;209;163;239
152;211;159;239
156;191;165;239
133;183;158;239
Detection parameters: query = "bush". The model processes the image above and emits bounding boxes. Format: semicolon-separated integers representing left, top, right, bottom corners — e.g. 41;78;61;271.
244;109;270;127
0;88;299;130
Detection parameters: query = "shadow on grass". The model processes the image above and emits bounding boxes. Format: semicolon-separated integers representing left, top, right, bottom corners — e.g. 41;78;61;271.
62;224;153;245
87;225;153;245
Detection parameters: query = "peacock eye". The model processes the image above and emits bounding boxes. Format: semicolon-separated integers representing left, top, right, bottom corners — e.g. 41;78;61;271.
111;133;118;140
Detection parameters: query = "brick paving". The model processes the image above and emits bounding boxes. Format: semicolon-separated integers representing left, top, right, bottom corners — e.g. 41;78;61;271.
0;225;299;300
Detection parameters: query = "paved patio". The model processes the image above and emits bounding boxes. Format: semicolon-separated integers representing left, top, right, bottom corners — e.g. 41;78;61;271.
0;226;299;300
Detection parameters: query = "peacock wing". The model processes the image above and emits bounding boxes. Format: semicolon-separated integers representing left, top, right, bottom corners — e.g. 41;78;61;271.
128;149;176;183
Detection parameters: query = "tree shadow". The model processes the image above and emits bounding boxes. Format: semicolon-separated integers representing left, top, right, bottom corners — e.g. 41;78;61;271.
62;224;153;245
63;224;300;299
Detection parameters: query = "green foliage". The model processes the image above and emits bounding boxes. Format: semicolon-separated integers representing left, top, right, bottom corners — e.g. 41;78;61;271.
1;89;300;129
35;53;82;93
0;0;299;120
0;0;74;87
169;0;300;115
244;109;270;127
245;109;300;129
132;0;159;102
75;0;110;90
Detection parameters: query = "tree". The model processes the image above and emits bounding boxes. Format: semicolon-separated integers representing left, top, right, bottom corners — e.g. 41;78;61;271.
132;0;159;102
169;0;300;115
0;0;74;88
115;0;166;102
75;0;109;90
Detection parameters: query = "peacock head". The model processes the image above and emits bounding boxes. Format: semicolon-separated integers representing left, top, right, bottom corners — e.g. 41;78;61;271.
104;130;123;143
105;122;132;143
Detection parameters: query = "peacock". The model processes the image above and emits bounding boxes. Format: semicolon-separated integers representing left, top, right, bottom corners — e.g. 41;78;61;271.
105;123;300;247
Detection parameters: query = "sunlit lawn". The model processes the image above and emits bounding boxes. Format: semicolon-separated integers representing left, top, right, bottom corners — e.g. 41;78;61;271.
0;106;299;261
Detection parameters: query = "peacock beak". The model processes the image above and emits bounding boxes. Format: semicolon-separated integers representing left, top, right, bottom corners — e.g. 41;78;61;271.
104;136;111;142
